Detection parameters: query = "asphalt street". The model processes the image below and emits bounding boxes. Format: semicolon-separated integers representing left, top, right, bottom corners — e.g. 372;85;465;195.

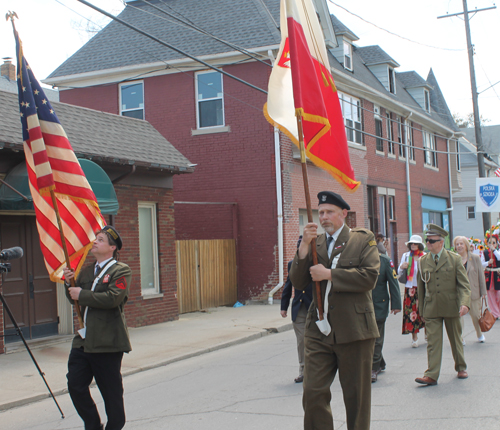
1;310;499;430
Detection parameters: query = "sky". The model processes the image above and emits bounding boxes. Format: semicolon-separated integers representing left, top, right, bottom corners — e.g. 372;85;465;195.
1;0;500;125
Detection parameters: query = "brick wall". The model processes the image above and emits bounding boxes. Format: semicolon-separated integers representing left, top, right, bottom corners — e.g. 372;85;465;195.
61;62;280;303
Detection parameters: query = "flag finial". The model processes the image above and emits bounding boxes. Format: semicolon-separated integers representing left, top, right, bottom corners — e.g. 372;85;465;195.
5;10;18;22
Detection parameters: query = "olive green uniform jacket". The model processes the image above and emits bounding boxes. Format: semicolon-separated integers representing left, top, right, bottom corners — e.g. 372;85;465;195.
65;261;132;353
290;225;380;344
373;254;401;321
417;249;471;318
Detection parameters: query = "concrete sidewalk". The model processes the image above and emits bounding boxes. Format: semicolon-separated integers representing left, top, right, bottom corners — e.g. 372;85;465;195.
0;303;290;412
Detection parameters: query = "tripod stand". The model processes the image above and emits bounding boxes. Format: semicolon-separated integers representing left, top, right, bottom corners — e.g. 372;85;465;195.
0;291;65;418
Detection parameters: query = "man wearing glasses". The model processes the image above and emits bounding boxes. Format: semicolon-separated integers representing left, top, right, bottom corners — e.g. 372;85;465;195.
415;223;471;386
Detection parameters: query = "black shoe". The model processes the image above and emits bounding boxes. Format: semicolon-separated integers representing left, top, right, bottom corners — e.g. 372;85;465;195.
294;375;304;383
371;371;377;383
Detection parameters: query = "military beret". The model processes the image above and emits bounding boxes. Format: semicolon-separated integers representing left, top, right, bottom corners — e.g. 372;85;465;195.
317;191;350;210
100;225;123;250
425;223;448;238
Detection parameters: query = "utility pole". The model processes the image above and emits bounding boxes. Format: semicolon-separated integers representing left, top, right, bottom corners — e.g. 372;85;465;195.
438;2;496;234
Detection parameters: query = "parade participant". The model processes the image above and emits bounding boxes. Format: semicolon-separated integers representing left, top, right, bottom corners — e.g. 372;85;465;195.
280;236;313;383
415;224;471;386
398;235;425;348
484;233;500;319
371;249;401;382
454;236;487;343
63;226;132;430
290;191;379;430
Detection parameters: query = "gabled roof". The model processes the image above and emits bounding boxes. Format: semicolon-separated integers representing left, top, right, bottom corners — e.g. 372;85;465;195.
47;0;281;80
397;71;432;89
0;90;193;173
357;45;399;68
1;75;59;102
463;125;500;156
427;69;459;132
330;14;359;41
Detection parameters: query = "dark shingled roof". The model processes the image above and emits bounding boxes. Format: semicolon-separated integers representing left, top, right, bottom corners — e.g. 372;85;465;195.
330;14;359;41
426;69;459;132
357;45;399;67
0;90;193;172
397;71;431;89
47;0;281;79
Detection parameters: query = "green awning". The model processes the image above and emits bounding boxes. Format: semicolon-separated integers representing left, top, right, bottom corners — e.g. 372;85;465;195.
0;159;119;214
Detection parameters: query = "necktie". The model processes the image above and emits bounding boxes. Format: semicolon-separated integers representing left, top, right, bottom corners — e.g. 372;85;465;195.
434;255;439;265
327;236;334;258
95;264;100;276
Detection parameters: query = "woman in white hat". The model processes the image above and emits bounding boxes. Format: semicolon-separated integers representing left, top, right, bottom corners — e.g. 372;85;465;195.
398;235;426;348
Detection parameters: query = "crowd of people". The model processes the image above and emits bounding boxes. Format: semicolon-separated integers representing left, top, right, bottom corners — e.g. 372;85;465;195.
280;189;499;430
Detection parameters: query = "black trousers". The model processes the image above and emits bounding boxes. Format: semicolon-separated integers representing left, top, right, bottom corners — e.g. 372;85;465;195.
67;347;125;430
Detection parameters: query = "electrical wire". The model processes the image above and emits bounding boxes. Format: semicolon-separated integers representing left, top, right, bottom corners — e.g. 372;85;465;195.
327;0;465;52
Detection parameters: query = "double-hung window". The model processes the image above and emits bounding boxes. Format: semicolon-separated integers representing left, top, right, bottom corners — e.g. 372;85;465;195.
196;71;224;128
339;92;362;144
138;202;160;295
423;130;438;167
387;112;395;155
120;81;144;119
343;41;353;71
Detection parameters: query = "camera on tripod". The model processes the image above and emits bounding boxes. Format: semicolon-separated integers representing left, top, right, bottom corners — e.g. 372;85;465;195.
0;247;23;273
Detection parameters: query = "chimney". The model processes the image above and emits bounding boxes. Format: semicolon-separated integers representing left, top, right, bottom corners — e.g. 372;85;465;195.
1;57;16;81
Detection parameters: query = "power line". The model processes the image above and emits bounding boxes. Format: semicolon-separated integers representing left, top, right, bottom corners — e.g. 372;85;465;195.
327;0;464;52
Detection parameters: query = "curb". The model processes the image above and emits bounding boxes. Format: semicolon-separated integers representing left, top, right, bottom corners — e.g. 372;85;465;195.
0;323;293;412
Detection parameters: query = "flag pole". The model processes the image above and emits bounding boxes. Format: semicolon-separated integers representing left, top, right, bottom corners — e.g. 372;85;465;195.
50;191;85;329
296;115;324;321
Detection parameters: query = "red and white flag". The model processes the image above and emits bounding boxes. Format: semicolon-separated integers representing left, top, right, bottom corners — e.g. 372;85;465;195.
264;0;359;191
15;29;105;281
495;168;500;178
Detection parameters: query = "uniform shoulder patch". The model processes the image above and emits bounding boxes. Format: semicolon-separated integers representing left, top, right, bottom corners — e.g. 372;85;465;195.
368;240;377;246
392;269;397;279
390;260;395;268
116;277;127;290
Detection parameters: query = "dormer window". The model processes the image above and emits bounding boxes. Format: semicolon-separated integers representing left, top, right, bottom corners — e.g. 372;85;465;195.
424;89;430;112
389;68;396;94
343;41;352;71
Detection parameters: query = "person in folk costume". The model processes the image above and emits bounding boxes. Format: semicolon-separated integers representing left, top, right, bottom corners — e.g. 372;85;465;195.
469;237;487;268
398;235;426;348
484;228;500;319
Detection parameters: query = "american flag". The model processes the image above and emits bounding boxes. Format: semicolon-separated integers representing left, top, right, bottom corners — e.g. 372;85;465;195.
495;168;500;178
14;29;105;281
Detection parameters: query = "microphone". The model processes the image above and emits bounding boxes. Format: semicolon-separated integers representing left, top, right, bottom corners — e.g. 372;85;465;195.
0;247;24;261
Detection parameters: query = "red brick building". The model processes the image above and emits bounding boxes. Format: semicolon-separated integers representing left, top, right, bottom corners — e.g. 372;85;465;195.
43;0;460;305
0;89;193;354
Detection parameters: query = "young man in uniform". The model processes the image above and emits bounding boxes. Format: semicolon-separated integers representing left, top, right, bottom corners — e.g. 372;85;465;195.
63;225;132;430
290;191;380;430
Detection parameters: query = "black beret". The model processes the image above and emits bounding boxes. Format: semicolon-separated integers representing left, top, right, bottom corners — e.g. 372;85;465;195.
100;225;123;250
317;191;350;210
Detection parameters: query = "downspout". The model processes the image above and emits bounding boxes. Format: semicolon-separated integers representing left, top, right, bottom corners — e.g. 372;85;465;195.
404;113;413;235
268;126;284;304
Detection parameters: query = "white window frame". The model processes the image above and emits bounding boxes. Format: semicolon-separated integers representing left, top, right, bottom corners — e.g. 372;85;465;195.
343;41;353;71
423;130;438;168
138;202;160;296
339;92;363;145
424;89;430;113
388;68;396;94
388;195;395;220
375;113;383;152
195;70;225;129
407;121;415;162
466;206;475;220
119;80;144;119
387;112;395;155
398;116;406;158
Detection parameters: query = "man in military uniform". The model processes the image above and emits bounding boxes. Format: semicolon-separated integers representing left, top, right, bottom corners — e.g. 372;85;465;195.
63;226;132;430
290;191;380;430
371;249;401;382
415;223;471;386
281;237;313;383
